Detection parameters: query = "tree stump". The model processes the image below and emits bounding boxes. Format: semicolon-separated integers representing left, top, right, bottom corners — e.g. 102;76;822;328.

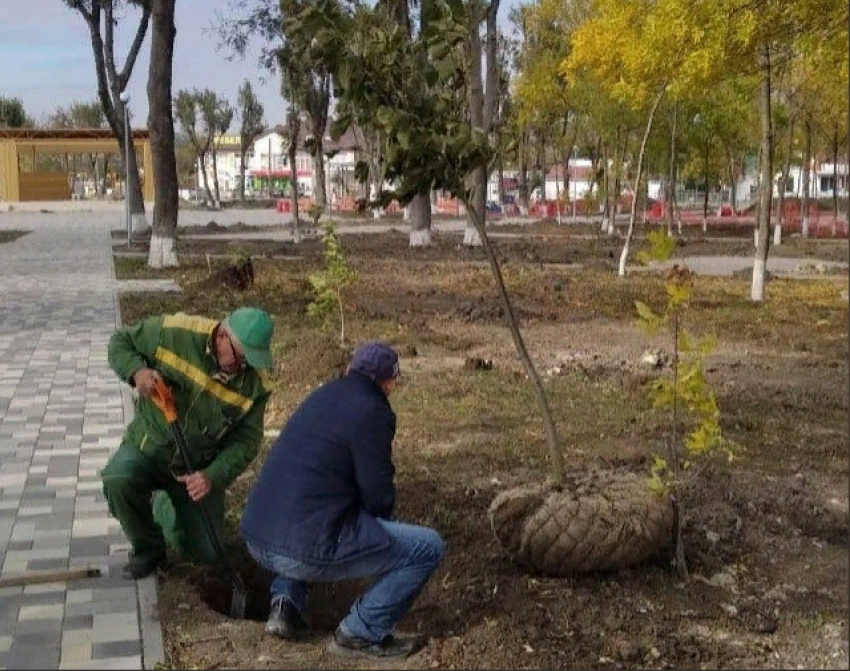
488;470;674;576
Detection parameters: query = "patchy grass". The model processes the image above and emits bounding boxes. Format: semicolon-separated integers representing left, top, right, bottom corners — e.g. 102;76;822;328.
113;255;184;280
0;230;30;244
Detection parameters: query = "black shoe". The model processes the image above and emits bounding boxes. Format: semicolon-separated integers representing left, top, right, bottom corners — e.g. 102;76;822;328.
328;627;419;659
121;553;165;580
265;598;309;640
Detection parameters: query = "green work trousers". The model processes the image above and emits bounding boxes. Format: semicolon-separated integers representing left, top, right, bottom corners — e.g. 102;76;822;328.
101;442;225;565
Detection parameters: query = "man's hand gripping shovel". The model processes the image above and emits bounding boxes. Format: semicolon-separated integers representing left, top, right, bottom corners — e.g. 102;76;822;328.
150;377;247;619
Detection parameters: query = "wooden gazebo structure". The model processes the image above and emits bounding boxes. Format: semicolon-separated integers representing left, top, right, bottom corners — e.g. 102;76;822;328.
0;128;153;202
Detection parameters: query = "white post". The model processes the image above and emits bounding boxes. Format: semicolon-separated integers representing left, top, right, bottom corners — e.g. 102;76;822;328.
119;91;132;244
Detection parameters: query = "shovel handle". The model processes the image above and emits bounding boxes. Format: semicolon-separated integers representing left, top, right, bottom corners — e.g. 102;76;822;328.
148;376;247;607
150;377;178;423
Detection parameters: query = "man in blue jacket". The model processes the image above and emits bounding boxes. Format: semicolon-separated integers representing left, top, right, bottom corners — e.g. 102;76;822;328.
240;341;444;659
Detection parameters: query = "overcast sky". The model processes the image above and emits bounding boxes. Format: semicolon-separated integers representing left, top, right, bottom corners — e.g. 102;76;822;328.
2;0;522;131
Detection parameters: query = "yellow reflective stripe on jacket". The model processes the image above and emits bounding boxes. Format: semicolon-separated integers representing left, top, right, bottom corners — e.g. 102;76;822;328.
163;313;217;335
154;346;253;412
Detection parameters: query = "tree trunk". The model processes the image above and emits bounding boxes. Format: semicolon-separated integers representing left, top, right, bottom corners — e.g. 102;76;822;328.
611;131;623;234
464;1;486;247
122;114;148;236
539;133;547;210
78;0;149;232
518;131;529;215
702;140;710;234
199;153;214;205
729;151;737;213
751;45;773;302
288;109;301;243
618;88;666;276
601;142;611;233
802;120;812;238
775;119;794;246
146;0;178;269
462;196;564;486
498;154;506;205
90;154;100;196
211;142;221;208
832;127;839;236
409;193;432;246
239;150;247;202
313;141;327;210
464;0;500;246
667;105;677;236
102;156;109;196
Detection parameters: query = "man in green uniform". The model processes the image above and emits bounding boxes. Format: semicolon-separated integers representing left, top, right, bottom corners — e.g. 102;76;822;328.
102;307;275;580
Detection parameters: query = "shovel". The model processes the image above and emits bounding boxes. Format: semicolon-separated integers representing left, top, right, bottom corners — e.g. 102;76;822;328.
150;377;247;619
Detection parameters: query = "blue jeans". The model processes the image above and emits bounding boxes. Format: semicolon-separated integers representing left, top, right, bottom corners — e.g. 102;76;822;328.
246;519;444;643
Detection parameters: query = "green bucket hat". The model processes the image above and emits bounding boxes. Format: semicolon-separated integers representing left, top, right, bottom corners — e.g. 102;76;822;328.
224;307;274;370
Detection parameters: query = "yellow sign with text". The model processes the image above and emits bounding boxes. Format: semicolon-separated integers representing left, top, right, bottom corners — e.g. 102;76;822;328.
215;135;241;147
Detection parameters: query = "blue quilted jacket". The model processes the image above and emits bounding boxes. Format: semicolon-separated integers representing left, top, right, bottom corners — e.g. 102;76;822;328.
240;371;396;564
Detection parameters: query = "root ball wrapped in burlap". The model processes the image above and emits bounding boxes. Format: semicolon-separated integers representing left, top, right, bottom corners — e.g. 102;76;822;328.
488;471;674;575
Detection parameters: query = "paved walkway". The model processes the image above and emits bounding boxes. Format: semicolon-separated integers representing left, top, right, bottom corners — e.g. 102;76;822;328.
0;217;164;670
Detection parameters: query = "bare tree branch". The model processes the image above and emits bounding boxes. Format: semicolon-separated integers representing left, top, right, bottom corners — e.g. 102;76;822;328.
120;3;153;89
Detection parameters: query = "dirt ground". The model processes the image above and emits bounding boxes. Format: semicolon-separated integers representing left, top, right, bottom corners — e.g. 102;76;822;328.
115;223;849;670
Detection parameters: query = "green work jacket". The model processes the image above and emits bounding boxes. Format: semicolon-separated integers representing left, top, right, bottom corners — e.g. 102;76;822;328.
108;312;272;490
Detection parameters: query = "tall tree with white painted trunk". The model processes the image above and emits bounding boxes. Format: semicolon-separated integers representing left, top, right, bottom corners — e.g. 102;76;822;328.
146;0;178;268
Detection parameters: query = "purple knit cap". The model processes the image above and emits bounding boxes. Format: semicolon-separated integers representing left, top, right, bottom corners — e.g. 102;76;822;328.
349;341;400;382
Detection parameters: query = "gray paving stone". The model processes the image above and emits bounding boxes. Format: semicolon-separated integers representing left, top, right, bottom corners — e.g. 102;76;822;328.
69;538;111;559
62;614;94;631
4;539;34;552
65;599;138;618
26;558;69;571
35;514;76;531
91;639;140;660
16;618;64;636
5;647;61;669
10;629;62;649
0;592;65;608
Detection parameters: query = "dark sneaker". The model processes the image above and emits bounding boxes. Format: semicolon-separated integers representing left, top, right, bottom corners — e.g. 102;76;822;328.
328;627;419;659
265;598;309;640
121;553;165;580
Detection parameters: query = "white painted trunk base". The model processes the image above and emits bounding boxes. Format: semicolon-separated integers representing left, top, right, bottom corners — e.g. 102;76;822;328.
147;234;178;268
463;227;482;247
409;229;432;247
131;213;150;236
618;241;630;276
773;223;782;246
802;217;810;238
751;257;766;301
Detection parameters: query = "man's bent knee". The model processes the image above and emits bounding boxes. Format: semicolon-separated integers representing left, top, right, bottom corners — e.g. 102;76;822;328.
421;526;445;567
102;473;142;507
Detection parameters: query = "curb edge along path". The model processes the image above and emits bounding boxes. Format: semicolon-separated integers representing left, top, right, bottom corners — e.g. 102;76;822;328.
0;213;165;670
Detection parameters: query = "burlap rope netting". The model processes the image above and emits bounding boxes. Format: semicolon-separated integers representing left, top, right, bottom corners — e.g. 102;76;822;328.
488;470;675;576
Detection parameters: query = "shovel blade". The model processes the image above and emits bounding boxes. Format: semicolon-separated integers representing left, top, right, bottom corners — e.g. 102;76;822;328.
229;587;247;619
